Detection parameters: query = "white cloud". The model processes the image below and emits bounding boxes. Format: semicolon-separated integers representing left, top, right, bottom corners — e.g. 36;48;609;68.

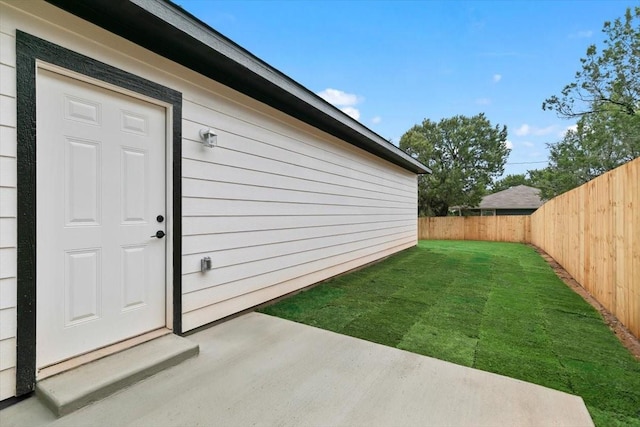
560;124;578;137
522;141;535;148
504;140;514;150
492;74;502;83
317;88;364;121
515;123;557;137
371;116;382;124
340;107;361;120
570;30;593;38
515;124;530;136
534;125;557;136
317;88;360;106
476;98;491;105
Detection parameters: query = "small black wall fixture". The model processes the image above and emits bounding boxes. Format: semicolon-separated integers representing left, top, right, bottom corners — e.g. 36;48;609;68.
15;31;183;395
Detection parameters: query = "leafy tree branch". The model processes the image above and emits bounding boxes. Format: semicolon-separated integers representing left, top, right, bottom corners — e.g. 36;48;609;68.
400;114;509;216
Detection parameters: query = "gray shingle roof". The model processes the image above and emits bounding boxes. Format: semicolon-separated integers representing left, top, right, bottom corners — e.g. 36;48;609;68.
478;185;543;209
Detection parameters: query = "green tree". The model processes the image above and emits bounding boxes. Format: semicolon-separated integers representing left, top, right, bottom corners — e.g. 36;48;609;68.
542;7;640;118
530;111;640;199
400;114;509;216
489;173;534;194
538;6;640;199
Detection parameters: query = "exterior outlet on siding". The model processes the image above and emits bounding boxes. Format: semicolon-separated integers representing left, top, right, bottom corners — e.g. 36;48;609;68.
0;0;429;400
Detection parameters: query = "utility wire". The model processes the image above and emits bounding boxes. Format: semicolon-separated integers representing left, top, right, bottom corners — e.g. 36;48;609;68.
505;160;548;165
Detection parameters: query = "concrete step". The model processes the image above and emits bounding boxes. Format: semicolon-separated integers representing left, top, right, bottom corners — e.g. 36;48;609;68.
36;334;199;417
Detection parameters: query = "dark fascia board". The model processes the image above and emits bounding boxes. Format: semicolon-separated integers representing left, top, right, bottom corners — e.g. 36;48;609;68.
44;0;430;174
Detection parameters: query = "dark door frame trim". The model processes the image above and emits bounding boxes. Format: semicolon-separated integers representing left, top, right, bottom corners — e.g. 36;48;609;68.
15;31;183;395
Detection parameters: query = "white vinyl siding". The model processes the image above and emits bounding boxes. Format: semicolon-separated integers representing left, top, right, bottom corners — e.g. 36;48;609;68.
0;0;418;398
0;22;17;400
180;99;416;330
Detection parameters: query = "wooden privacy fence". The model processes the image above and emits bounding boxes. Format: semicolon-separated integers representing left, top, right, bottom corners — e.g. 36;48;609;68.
530;157;639;339
418;157;639;339
418;216;531;242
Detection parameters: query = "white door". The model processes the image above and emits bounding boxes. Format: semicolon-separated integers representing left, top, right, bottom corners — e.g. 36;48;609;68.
36;68;167;369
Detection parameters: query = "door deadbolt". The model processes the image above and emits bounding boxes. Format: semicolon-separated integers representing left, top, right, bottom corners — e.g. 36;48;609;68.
157;215;164;223
151;230;165;239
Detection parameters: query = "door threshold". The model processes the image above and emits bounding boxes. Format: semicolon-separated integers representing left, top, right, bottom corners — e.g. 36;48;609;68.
38;328;172;380
36;333;198;417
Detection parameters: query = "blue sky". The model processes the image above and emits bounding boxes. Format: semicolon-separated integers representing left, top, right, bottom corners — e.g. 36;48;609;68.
177;0;635;178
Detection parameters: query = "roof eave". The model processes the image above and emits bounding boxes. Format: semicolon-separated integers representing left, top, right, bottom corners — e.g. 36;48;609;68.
44;0;431;175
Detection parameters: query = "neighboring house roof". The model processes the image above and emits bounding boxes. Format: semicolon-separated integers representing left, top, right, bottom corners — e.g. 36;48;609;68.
478;185;544;210
45;0;430;175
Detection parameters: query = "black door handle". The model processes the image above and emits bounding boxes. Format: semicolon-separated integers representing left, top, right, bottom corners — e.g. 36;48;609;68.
151;230;165;239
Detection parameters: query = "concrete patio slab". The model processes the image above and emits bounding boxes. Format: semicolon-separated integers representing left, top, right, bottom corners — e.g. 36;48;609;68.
0;312;594;426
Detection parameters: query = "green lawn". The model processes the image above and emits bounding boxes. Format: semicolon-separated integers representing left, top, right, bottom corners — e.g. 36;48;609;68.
259;240;640;426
